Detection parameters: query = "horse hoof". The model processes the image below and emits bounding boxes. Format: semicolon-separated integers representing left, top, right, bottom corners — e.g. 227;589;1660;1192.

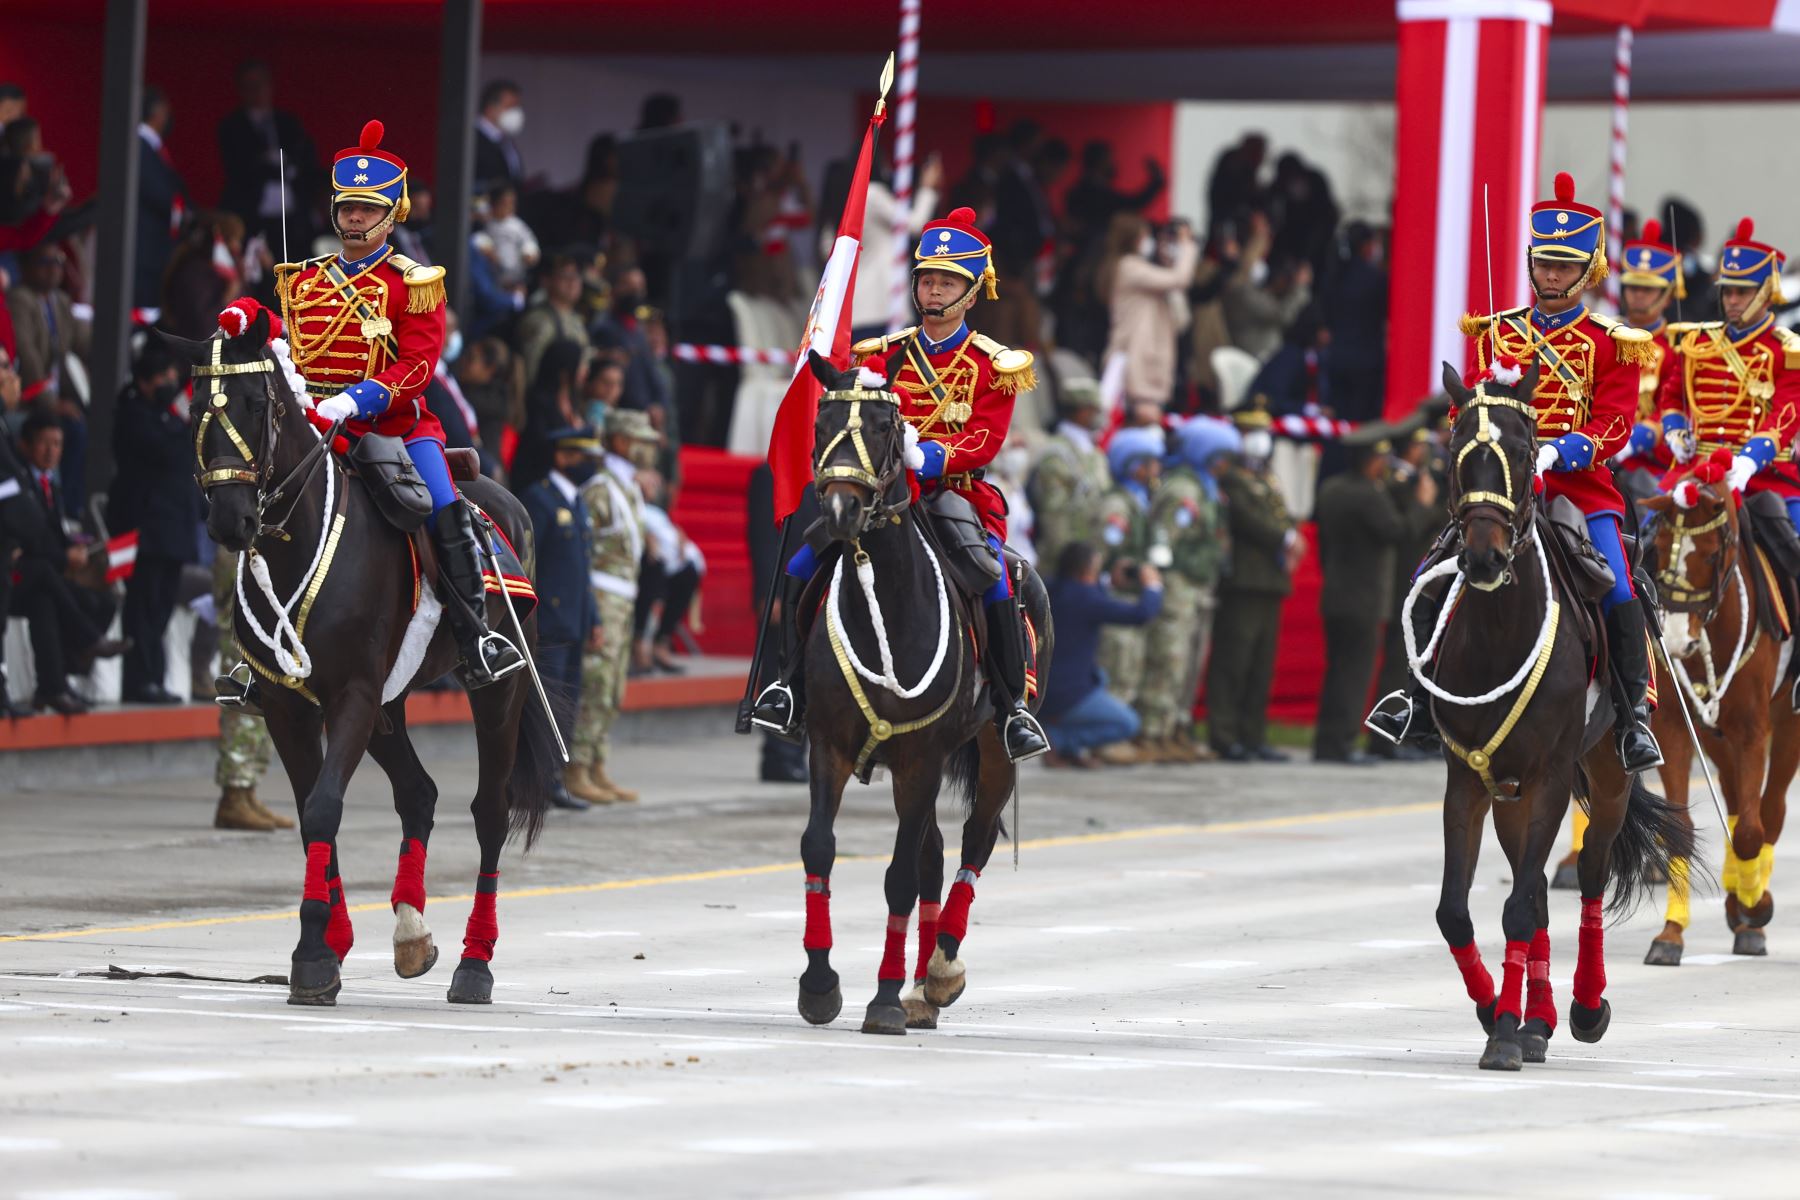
1644;938;1684;967
446;957;494;1004
902;984;939;1030
394;936;438;979
1478;1035;1523;1071
1745;891;1775;930
288;955;341;1006
1475;999;1498;1036
1733;928;1769;957
797;983;843;1026
1550;861;1582;891
923;947;966;1008
861;1001;908;1036
1519;1017;1552;1064
1569;999;1611;1043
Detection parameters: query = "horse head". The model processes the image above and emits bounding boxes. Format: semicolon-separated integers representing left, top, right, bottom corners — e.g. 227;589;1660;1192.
809;350;911;543
1640;448;1738;658
1442;357;1541;591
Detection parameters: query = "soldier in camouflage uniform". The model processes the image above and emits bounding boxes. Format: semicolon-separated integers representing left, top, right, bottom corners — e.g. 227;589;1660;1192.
1028;379;1111;575
1136;417;1238;763
211;553;290;831
1094;425;1166;765
572;409;660;804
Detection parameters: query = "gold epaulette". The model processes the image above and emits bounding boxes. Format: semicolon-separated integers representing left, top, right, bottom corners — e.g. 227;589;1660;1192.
1458;306;1530;338
386;252;447;314
1587;311;1655;364
970;332;1038;394
851;327;918;359
1661;321;1711;352
272;258;319;308
1774;326;1800;369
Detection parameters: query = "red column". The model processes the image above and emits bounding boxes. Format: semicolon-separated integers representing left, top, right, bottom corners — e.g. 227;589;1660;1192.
1385;0;1551;421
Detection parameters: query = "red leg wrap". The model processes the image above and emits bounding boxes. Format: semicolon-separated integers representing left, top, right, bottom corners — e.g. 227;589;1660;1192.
390;837;428;914
913;902;941;983
1573;896;1606;1009
878;913;908;981
325;880;355;961
939;867;980;945
1524;928;1556;1030
802;875;832;951
462;873;499;962
301;842;332;904
1448;940;1495;1007
1497;939;1529;1021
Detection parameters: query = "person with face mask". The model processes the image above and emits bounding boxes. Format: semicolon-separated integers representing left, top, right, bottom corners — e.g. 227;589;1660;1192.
1028;379;1113;573
1206;399;1300;763
518;426;604;812
473;80;525;191
108;339;200;705
1091;424;1166;766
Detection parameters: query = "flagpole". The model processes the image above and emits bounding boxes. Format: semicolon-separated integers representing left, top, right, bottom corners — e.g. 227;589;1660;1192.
886;0;922;331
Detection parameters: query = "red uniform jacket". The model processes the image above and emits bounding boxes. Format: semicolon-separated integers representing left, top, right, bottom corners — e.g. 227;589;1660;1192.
854;325;1037;540
1658;316;1800;499
275;245;447;443
1627;322;1677;474
1463;305;1644;517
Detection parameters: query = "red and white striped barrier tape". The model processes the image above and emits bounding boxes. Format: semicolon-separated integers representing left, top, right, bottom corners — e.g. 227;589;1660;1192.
1272;414;1360;440
672;342;793;367
1604;24;1632;309
69;303;161;326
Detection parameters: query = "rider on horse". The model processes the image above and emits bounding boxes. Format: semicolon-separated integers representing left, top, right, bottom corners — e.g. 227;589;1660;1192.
241;119;524;694
1368;172;1663;774
1611;220;1685;482
751;206;1050;763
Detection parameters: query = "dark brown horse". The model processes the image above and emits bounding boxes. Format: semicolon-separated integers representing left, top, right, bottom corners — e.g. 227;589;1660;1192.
170;309;558;1007
793;357;1052;1035
1425;360;1690;1070
1640;470;1796;963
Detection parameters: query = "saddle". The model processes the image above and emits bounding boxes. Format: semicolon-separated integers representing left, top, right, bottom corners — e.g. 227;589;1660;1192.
347;433;433;532
1738;492;1798;642
1537;499;1607;678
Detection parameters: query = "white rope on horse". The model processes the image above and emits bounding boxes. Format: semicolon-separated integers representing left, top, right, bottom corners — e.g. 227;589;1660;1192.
827;520;951;700
1403;534;1557;707
1666;563;1750;728
235;452;334;680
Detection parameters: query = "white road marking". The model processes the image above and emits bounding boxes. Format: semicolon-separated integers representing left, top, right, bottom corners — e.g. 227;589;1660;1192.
1175;960;1258;970
1357;939;1435;949
1039;925;1131;934
1634;1069;1733;1079
1657;1021;1729;1030
1622;1120;1728;1135
537;1095;665;1110
417;1055;518;1067
112;1068;240;1084
0;1137;62;1152
544;930;642;939
1602;1193;1719;1200
241;1113;357;1129
1045;1060;1153;1072
19;1191;176;1200
1214;1098;1321;1113
1134;1162;1263;1177
1386;1140;1494;1157
1328;1001;1413;1010
1271;1049;1349;1058
686;1137;814;1155
280;1023;386;1034
15;1036;115;1046
1680;954;1754;966
744;911;804;919
984;984;1061;993
966;1119;1080;1133
1436;1080;1542;1093
374;1164;516;1181
843;1188;987;1200
647;968;744;977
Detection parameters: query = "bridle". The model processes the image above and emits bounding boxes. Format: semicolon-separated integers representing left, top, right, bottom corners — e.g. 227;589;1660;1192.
191;337;342;545
1657;492;1737;624
1451;385;1538;587
813;385;909;537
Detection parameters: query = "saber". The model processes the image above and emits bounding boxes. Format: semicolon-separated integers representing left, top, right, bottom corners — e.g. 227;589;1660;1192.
1652;637;1730;836
473;507;569;763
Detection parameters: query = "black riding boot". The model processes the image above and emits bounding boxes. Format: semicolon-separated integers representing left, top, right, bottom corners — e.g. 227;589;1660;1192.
750;575;807;742
434;502;526;689
1365;585;1444;749
985;595;1049;763
1606;598;1664;773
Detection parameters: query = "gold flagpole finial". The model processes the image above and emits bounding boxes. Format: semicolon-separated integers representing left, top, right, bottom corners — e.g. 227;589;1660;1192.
876;52;895;117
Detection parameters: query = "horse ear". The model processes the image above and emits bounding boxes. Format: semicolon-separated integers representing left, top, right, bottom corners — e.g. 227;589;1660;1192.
152;327;208;364
808;349;852;390
1441;361;1472;405
1519;356;1541;397
247;307;271;346
1639;493;1674;515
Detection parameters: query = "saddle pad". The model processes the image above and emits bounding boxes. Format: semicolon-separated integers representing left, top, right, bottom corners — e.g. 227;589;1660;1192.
404;502;538;620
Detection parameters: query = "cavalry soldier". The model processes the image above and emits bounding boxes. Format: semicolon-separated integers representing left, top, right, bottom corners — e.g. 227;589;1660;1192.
751;206;1049;762
261;119;523;693
1094;424;1166;763
1367;172;1662;773
1028;377;1111;574
1611;219;1684;494
572;409;660;805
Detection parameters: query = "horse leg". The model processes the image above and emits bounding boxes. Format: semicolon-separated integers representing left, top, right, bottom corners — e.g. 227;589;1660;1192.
1645;715;1695;966
365;698;440;979
1728;717;1774;955
1552;807;1587;890
904;815;946;1030
286;689;380;1006
797;740;852;1025
927;729;1013;1009
263;702;351;961
1436;775;1496;1040
1520;874;1557;1063
1480;787;1558;1070
1749;700;1799;948
863;764;939;1037
1568;750;1630;1042
447;681;525;1004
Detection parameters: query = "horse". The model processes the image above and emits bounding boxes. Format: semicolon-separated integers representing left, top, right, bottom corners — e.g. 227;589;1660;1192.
1421;359;1691;1071
168;307;559;1007
1639;461;1797;963
791;355;1053;1036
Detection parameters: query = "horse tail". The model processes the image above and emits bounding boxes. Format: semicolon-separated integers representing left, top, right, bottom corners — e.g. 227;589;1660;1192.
946;734;983;821
506;686;560;850
1605;775;1698;916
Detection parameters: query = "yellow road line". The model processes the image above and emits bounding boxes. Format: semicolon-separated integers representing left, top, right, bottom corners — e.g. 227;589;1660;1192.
0;800;1437;943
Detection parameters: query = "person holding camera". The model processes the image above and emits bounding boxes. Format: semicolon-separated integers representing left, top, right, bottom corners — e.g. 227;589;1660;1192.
1041;541;1164;768
1099;213;1199;410
1093;424;1166;764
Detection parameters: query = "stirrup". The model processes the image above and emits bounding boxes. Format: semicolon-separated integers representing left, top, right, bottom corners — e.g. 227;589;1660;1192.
214;661;257;712
1363;689;1414;745
750;680;799;738
1002;707;1050;763
464;631;526;686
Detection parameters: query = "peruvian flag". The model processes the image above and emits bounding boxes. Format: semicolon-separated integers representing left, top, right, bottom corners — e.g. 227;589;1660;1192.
104;530;139;583
767;109;884;524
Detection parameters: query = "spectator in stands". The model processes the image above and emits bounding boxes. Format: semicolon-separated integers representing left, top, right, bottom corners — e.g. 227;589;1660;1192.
0;114;68;245
947;133;1008;226
638;92;683;132
109;339;197;705
461;225;519;341
160;212;248;340
633;466;702;676
517;253;589;392
474;79;525;191
392;181;434;266
1268;153;1341;276
473;183;538;293
9;408;128;714
1323;221;1388;425
135;87;189;310
511;337;588;494
0;344;30;715
427;311;493;472
455;335;517;463
7;243;88;412
1100;214;1199;410
844;153;942;341
1224;253;1312;363
1247;303;1330;418
0;84;23;136
216;60;319;255
590;263;666;414
582;357;624;430
1066;142;1166;262
1040;541;1164;769
1205;133;1267;243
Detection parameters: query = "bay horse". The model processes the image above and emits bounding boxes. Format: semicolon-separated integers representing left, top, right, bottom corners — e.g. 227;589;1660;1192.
169;307;558;1006
792;355;1052;1035
1640;460;1796;963
1422;359;1690;1071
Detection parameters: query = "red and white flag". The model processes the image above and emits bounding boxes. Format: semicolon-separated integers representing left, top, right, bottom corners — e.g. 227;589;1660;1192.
767;108;884;524
104;530;138;584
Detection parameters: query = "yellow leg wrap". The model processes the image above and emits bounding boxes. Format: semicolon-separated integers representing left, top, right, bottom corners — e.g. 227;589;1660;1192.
1722;815;1741;894
1570;806;1590;853
1734;832;1768;913
1664;856;1691;930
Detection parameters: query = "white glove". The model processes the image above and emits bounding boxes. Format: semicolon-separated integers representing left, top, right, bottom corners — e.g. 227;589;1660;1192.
315;392;359;423
1611;442;1637;465
1728;454;1757;494
1668;428;1696;464
901;422;925;471
1534;444;1561;478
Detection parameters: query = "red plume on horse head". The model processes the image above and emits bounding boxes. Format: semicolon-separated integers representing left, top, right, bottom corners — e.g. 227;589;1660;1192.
217;297;283;343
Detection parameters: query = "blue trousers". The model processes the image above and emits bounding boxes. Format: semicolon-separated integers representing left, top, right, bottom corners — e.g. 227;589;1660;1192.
1586;512;1634;614
538;639;582;746
788;533;1012;603
1042;684;1140;754
406;437;459;529
1784;496;1800;530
